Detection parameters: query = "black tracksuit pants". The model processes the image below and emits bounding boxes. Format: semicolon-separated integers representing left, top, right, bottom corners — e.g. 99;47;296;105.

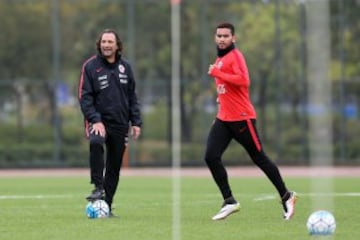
89;125;128;208
204;118;288;201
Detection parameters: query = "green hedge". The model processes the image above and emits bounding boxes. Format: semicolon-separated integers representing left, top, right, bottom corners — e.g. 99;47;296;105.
0;143;88;168
0;114;359;168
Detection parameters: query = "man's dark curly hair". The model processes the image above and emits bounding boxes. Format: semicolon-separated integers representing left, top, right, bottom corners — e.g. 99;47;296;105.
96;29;123;55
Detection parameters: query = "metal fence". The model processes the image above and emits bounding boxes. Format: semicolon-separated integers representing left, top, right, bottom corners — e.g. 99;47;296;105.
0;0;359;167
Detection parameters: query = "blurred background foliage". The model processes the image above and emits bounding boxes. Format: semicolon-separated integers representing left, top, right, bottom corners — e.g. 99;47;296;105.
0;0;359;168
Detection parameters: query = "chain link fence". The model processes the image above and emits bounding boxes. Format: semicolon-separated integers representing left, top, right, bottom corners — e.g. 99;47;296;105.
0;0;359;168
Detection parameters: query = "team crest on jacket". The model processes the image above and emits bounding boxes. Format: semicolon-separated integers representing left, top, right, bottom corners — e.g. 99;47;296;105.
118;64;125;73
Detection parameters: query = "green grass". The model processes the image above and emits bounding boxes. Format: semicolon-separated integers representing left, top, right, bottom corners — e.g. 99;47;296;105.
0;175;359;240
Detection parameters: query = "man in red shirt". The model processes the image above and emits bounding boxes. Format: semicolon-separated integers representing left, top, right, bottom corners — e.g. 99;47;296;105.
205;22;296;221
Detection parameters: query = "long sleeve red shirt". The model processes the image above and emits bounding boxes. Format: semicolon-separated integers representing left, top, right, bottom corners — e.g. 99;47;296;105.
209;48;256;121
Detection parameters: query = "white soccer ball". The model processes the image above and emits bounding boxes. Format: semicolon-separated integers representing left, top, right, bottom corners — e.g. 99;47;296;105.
306;210;336;235
85;200;110;219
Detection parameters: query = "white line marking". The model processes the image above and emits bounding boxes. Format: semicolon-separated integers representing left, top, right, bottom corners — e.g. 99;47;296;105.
254;192;360;201
254;195;277;201
0;194;73;200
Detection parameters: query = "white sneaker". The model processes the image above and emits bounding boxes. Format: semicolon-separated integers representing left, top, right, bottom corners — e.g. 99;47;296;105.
212;202;240;220
282;191;297;220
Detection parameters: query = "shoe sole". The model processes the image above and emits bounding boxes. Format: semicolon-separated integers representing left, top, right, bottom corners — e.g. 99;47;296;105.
86;196;105;202
212;204;241;220
284;194;297;220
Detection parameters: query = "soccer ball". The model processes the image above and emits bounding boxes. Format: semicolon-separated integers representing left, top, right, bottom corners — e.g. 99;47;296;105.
85;200;110;219
306;210;336;235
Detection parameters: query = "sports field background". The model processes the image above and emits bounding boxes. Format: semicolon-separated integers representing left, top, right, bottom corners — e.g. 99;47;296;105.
1;2;359;239
1;166;359;240
1;0;359;169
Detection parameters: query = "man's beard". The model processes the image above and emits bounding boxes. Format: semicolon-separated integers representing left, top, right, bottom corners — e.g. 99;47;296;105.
101;50;114;57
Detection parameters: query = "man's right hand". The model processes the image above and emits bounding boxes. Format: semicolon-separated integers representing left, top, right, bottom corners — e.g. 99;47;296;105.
90;122;106;137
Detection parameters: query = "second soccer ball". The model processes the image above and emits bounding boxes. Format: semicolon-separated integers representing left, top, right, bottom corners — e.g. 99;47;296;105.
306;210;336;235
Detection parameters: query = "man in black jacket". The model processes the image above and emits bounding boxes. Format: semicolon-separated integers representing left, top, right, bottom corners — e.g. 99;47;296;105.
78;29;142;215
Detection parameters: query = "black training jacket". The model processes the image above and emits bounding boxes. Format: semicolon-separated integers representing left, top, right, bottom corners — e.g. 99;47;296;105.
78;54;142;136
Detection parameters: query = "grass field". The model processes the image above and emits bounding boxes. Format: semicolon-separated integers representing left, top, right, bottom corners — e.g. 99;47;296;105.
0;173;359;240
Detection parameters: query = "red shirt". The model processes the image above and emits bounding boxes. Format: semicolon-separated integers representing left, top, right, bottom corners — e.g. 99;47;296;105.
209;49;256;121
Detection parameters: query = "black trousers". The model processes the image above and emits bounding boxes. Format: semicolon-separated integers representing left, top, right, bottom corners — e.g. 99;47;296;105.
204;118;288;200
89;125;128;207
